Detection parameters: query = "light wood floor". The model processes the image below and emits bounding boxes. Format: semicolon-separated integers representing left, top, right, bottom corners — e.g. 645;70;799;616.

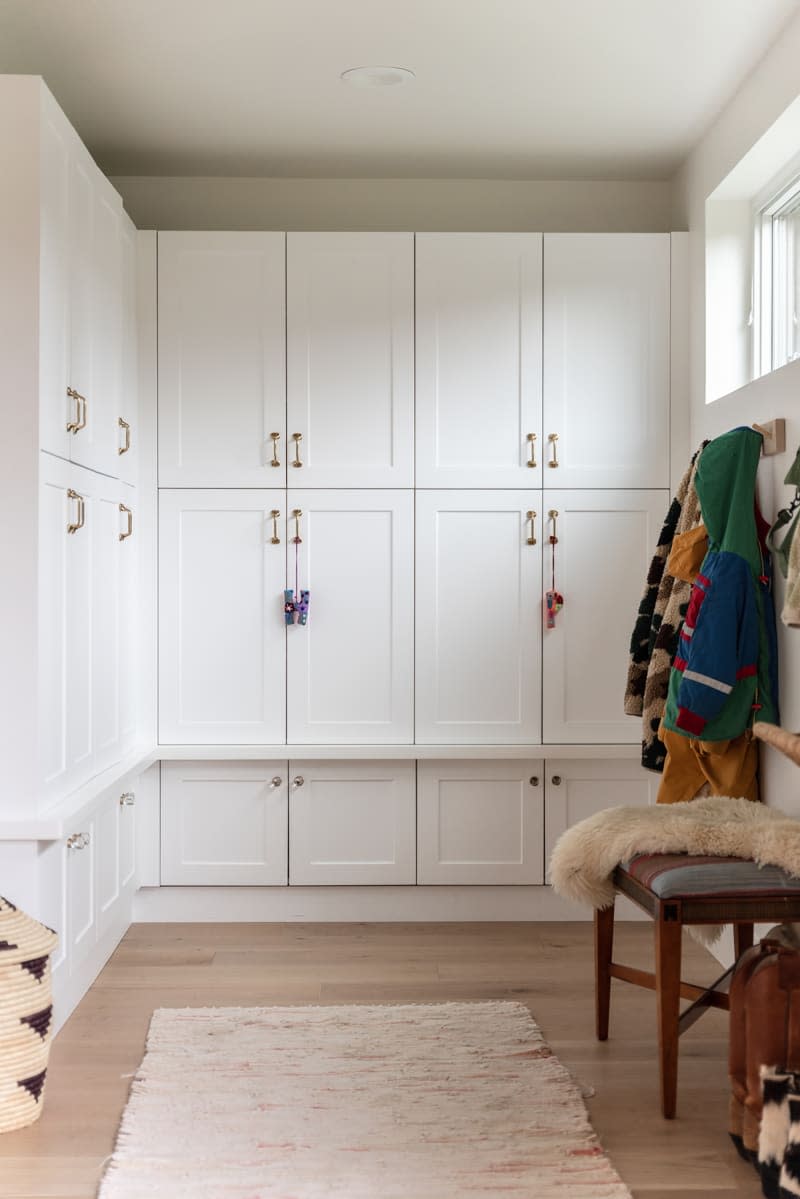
0;922;762;1199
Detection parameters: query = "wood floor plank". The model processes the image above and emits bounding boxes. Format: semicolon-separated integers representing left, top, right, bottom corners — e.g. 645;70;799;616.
0;922;762;1198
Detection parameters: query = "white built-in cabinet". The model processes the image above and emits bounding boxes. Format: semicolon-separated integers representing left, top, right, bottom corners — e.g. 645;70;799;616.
289;761;416;885
417;760;544;884
160;760;416;886
286;491;414;743
543;759;660;873
157;232;286;487
40;87;135;480
161;762;288;885
159;490;414;745
158;489;287;744
39;454;138;799
286;233;414;487
157;756;657;888
415;234;543;488
541;490;668;743
415;492;542;744
542;233;670;489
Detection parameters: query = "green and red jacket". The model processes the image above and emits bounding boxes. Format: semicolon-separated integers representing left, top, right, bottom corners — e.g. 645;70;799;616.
663;427;779;740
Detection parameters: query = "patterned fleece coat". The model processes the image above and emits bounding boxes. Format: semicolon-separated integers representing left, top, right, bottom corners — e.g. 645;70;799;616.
624;442;708;771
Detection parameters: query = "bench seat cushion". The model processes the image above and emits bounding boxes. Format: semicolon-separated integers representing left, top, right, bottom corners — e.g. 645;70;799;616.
622;853;800;899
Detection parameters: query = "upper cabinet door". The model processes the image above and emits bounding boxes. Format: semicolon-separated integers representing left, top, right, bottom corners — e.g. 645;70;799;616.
543;234;670;488
286;233;414;487
68;153;123;477
159;490;286;744
158;232;286;487
116;214;138;485
38;92;72;460
541;489;669;744
415;492;542;744
286;491;414;743
416;234;543;488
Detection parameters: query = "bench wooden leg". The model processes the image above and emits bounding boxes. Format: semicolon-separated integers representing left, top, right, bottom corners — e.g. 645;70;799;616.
595;903;615;1041
734;923;754;959
655;909;682;1119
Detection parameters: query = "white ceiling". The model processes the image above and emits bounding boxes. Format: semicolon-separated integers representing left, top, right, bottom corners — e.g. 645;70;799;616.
0;0;798;179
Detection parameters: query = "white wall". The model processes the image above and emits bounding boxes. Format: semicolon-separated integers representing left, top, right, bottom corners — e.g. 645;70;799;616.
111;175;675;232
672;7;800;819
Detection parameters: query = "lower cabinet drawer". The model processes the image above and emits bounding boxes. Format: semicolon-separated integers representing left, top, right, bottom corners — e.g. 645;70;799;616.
161;762;289;885
417;760;545;885
289;761;416;886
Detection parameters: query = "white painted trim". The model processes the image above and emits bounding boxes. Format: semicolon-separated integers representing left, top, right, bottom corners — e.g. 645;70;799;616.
134;884;647;924
669;231;691;492
154;743;644;761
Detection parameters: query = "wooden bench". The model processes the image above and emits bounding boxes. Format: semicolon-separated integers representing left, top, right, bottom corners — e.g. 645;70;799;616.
594;853;800;1118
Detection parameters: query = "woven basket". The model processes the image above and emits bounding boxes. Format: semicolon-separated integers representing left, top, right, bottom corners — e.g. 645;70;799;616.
0;896;58;1133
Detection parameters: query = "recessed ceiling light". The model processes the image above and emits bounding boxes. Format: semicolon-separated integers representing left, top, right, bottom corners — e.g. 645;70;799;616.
340;66;416;89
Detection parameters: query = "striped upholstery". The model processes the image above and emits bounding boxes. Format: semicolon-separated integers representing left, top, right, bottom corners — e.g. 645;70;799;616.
622;853;800;899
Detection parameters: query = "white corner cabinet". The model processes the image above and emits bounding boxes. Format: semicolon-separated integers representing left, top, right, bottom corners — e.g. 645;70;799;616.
1;77;141;823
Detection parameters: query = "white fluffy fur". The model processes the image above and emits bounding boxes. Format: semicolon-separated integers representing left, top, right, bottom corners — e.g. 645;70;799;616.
549;796;800;911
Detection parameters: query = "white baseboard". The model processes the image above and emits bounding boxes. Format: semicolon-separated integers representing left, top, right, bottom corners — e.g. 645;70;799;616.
133;884;647;923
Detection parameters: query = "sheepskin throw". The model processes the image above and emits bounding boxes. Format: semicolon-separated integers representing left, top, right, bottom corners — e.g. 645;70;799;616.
549;796;800;913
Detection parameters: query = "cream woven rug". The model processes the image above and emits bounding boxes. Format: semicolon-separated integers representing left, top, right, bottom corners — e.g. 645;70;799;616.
98;1002;631;1198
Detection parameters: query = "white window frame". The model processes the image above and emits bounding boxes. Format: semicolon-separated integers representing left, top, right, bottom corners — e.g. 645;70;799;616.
753;154;800;378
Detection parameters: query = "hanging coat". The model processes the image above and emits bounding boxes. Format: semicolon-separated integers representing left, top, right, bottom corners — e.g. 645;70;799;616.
624;442;707;771
662;426;779;743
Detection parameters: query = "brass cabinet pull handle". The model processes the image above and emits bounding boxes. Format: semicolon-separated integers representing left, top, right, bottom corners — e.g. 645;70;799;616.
292;509;303;544
291;432;303;468
547;432;559;468
67;488;85;534
526;510;537;545
119;792;135;807
269;432;281;467
118;417;131;454
270;509;281;544
526;433;537;468
67;388;86;433
548;509;559;543
119;503;133;541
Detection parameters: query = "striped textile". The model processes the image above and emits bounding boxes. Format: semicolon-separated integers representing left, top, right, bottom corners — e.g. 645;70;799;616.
623;853;800;899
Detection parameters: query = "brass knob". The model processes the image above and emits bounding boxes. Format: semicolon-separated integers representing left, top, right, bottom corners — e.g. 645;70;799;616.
268;776;283;790
292;775;305;788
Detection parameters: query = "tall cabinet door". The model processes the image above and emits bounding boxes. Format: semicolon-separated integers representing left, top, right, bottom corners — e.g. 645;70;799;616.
416;234;542;488
543;234;670;488
68;156;124;477
286;234;414;487
542;490;668;743
286;491;414;743
159;490;286;744
39;456;94;797
158;232;286;487
116;214;138;485
415;492;542;744
39;91;72;460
